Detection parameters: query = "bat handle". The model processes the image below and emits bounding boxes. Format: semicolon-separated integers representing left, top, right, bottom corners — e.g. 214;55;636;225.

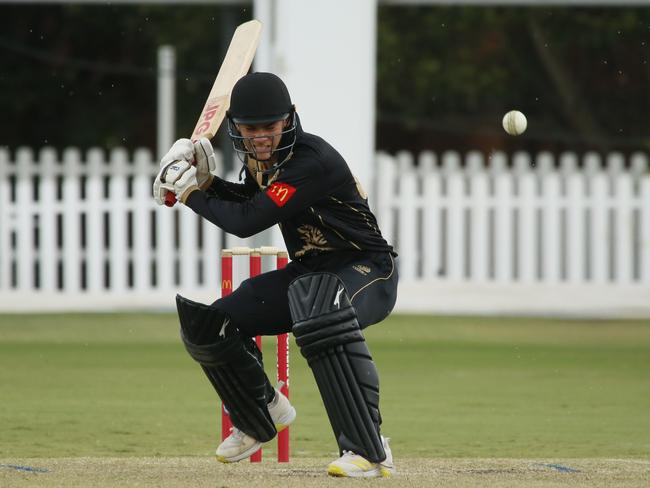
164;192;177;207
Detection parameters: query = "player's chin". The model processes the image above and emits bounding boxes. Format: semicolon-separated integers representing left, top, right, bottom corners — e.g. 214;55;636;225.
253;152;273;162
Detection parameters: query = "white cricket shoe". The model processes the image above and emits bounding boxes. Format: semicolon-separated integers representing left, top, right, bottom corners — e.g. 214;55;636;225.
215;428;262;463
216;386;296;463
327;436;395;478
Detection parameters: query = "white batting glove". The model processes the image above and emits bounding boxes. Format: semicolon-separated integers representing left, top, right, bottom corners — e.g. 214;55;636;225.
153;160;199;205
159;137;216;189
160;138;194;167
163;160;200;204
155;139;194;205
193;138;217;189
153;164;174;206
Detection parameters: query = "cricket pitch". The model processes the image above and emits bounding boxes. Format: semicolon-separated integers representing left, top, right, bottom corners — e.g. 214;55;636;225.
1;457;649;488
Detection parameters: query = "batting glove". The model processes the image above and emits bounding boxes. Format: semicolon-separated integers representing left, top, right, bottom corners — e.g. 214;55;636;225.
160;138;194;167
160;137;216;189
153;160;199;205
153;164;173;206
193;137;217;189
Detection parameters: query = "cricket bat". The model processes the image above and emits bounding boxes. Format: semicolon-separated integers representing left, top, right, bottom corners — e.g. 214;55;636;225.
164;19;263;207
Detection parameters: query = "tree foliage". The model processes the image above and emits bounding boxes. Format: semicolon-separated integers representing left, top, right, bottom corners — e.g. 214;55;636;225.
0;4;249;152
1;5;648;155
377;6;650;154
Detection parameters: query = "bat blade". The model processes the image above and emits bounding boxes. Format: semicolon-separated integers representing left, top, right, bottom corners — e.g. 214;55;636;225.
190;19;262;141
164;19;262;207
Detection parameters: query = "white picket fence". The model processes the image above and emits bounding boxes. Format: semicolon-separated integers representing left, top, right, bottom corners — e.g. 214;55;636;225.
373;150;650;317
0;146;649;316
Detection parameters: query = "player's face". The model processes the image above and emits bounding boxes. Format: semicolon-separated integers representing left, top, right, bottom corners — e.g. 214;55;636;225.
237;119;287;162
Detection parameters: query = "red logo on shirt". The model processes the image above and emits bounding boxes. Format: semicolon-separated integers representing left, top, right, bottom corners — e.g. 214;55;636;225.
266;182;296;207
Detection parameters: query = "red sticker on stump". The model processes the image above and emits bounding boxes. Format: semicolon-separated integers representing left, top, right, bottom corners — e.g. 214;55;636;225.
266;182;296;207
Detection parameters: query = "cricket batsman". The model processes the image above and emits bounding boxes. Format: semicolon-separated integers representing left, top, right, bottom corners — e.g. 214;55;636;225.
153;72;398;478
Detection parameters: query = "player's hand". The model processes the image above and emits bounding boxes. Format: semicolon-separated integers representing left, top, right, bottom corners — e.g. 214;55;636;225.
193;137;217;189
164;160;200;204
160;138;194;168
153;160;199;205
159;138;216;189
153;163;174;206
156;139;194;206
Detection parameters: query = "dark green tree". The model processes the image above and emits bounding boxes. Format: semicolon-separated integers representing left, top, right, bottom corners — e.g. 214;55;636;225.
0;4;250;152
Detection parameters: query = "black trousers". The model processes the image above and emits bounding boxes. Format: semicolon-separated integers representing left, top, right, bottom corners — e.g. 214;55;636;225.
214;251;398;337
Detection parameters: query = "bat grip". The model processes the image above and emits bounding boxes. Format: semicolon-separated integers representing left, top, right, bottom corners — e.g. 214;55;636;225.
164;192;177;207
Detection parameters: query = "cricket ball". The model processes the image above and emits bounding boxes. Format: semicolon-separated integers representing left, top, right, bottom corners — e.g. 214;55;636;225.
502;110;527;136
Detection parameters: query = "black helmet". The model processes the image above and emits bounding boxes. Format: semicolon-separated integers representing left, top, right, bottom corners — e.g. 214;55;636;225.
227;72;297;174
228;72;294;124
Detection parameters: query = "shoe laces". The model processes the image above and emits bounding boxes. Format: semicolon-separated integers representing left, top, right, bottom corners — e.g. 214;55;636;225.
229;427;246;441
340;450;361;460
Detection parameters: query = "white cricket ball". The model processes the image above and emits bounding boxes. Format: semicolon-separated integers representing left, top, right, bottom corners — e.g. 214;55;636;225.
502;110;527;136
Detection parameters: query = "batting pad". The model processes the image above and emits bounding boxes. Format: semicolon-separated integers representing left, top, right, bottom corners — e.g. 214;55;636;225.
288;273;386;463
176;294;276;443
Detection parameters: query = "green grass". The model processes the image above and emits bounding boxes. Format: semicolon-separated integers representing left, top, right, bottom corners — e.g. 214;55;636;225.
1;313;649;459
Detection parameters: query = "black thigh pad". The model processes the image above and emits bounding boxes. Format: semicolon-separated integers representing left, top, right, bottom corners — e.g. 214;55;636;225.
288;273;386;463
176;294;276;442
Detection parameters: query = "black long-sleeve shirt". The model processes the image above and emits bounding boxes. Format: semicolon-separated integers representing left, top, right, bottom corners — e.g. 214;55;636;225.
184;118;394;260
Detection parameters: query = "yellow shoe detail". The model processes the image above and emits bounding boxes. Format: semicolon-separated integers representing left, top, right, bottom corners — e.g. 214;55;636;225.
327;465;348;477
349;458;373;470
380;466;393;478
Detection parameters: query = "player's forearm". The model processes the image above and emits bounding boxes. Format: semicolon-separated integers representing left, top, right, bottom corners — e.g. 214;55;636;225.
184;190;273;238
206;176;256;202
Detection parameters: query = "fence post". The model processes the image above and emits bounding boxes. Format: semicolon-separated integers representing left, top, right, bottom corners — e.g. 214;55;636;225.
583;151;602;176
535;152;555;175
39;148;58;292
0;148;9;290
469;171;488;282
513;151;533;174
489;151;508;174
518;172;537;283
614;173;633;284
376;152;395;251
566;171;586;283
63;148;83;294
422;165;441;280
591;172;609;284
109;148;129;294
606;152;625;176
559;152;578;175
494;172;514;282
86;149;105;293
179;211;199;289
447;170;464;281
133;149;154;292
16;148;35;291
465;151;483;174
641;176;650;284
541;171;560;283
397;152;417;281
630;152;648;178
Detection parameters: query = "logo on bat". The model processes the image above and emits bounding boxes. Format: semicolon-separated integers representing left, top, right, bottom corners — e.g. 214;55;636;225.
193;96;227;136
